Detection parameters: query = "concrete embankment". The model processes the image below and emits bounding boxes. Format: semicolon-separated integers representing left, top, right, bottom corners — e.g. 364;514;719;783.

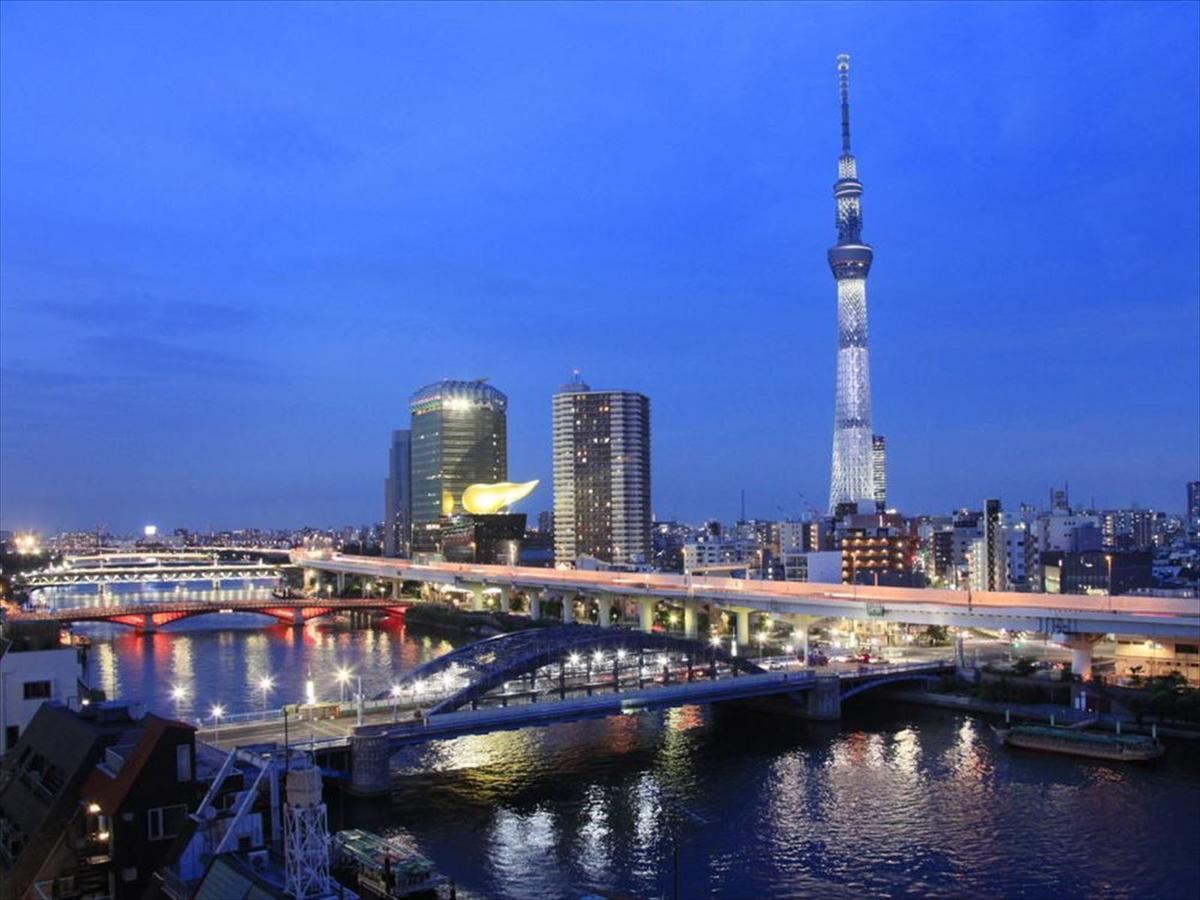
885;688;1200;741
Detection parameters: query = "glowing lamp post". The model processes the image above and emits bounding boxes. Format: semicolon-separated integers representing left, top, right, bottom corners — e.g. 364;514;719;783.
170;685;187;719
335;667;352;704
210;704;225;741
258;675;274;710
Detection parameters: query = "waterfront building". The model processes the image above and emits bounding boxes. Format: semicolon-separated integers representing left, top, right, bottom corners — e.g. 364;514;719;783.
552;375;651;568
1187;480;1200;532
0;703;194;900
827;55;878;512
409;379;508;553
383;428;412;558
0;623;86;753
872;435;887;510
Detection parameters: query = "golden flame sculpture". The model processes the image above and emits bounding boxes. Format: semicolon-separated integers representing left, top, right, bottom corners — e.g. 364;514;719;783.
461;480;539;515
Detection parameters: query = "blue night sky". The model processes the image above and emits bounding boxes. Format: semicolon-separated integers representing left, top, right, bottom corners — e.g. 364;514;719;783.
1;1;1198;533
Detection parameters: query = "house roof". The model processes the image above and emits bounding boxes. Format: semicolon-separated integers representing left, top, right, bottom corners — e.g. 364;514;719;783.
81;713;194;816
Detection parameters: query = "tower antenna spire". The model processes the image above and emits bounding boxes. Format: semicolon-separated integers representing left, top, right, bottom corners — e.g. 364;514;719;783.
837;53;852;153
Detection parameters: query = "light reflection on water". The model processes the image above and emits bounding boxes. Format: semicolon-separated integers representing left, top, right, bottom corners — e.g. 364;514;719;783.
53;587;1200;898
374;704;1200;900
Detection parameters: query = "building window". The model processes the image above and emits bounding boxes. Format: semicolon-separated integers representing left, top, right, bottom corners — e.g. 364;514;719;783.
147;804;188;841
176;745;192;782
22;681;51;700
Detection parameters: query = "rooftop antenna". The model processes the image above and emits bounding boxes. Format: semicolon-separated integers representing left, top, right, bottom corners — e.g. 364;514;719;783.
837;53;852;153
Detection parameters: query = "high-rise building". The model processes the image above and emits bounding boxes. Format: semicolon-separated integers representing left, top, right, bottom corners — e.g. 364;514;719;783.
872;434;887;509
977;498;1007;591
383;429;411;558
553;375;651;568
409;379;507;553
1188;481;1200;528
827;54;878;512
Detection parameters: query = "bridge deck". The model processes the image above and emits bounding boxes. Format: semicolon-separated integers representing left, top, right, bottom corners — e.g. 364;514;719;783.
197;661;951;752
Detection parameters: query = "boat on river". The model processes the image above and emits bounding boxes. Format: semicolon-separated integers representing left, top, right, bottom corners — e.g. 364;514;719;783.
332;829;447;898
991;724;1164;762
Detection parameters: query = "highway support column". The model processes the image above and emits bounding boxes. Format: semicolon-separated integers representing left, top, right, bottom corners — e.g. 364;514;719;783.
529;591;541;621
596;595;613;628
735;608;751;649
466;583;486;612
1058;633;1101;682
683;600;698;639
638;598;656;634
562;595;575;625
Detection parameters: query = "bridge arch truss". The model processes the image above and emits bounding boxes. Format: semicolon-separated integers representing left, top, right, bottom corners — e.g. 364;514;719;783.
392;625;765;715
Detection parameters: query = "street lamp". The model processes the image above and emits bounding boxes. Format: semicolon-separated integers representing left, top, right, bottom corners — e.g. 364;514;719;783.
335;667;352;704
1105;553;1114;611
258;675;274;710
211;704;224;741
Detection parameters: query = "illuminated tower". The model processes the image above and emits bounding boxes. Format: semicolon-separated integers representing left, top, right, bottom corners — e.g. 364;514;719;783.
827;54;877;513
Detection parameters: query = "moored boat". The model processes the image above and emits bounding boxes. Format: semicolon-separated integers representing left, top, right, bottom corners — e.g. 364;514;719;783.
991;724;1164;762
332;828;447;898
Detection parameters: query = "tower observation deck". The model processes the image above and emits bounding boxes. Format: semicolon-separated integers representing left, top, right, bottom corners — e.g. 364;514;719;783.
827;53;877;512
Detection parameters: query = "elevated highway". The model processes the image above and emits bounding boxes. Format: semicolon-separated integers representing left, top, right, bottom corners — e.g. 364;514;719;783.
296;553;1200;641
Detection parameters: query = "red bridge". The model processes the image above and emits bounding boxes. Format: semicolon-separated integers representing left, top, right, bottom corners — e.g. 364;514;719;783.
6;597;411;632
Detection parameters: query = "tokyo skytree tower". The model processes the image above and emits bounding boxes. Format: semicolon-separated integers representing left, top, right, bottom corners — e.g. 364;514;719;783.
827;54;877;512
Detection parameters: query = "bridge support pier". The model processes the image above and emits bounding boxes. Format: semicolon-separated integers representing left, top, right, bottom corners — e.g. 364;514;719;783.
529;592;541;621
336;573;346;595
683;600;698;639
496;586;511;614
804;675;842;720
391;579;402;601
596;595;613;628
139;613;157;634
349;733;392;796
638;598;656;634
562;595;575;625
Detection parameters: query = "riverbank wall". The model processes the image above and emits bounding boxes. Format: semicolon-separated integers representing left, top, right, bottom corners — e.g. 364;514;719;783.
885;687;1200;741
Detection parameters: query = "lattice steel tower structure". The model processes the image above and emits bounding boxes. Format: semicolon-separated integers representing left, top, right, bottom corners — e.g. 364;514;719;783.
827;53;877;512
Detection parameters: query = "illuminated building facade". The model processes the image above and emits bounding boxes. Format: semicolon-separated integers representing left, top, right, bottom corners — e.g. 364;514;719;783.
409;380;507;553
553;375;651;567
837;511;917;586
872;434;887;510
827;54;878;512
383;429;411;558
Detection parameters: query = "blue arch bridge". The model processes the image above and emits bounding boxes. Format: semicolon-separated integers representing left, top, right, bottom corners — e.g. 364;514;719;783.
199;626;953;795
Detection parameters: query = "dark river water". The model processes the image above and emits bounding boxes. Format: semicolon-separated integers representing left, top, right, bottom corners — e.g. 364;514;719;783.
55;587;1200;899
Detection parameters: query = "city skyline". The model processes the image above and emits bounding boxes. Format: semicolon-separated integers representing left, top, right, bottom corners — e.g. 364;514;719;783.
2;3;1198;531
